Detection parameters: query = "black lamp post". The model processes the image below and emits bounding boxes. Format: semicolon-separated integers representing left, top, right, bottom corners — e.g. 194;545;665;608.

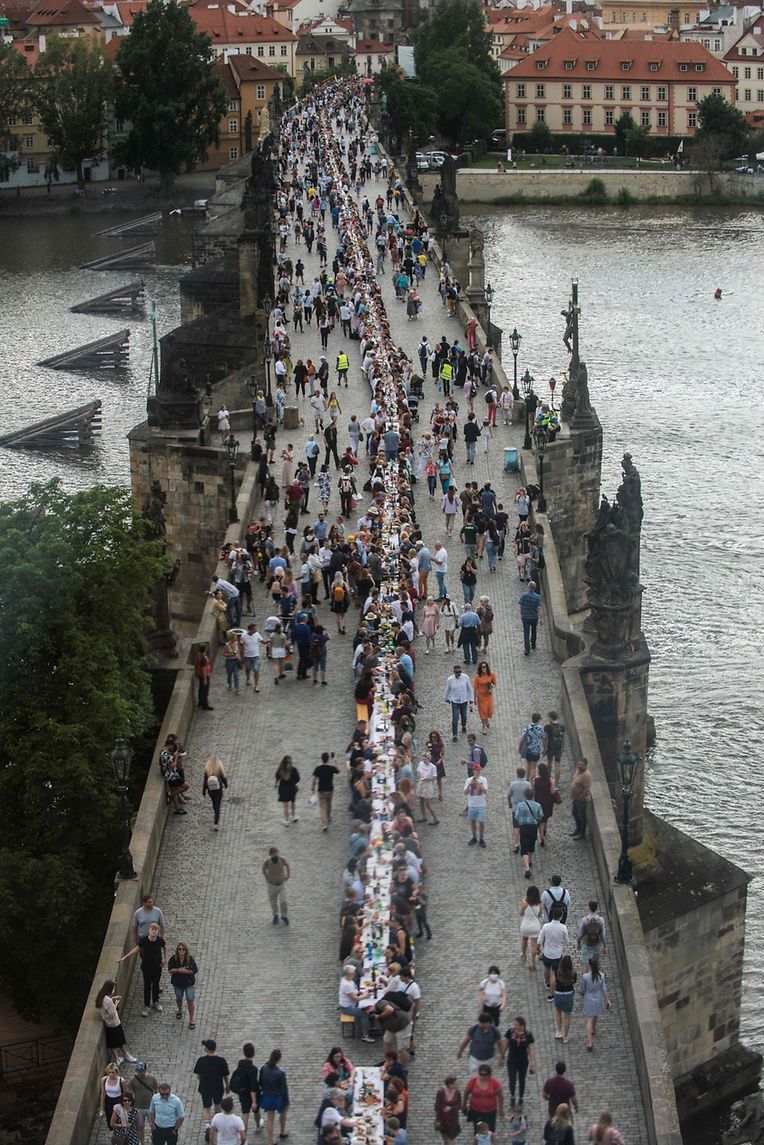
549;375;557;411
615;740;640;886
107;738;137;881
485;281;494;346
439;211;448;263
226;434;240;524
522;367;534;450
535;423;548;513
509;327;521;400
262;295;273;407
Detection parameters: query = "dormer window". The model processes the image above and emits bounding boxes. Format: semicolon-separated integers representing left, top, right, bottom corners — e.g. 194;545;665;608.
620;60;632;70
694;62;704;70
585;60;597;70
564;59;575;69
648;61;659;70
536;58;548;68
679;62;688;70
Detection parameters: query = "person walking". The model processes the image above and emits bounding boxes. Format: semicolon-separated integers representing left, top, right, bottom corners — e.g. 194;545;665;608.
434;1076;462;1145
241;623;262;692
534;763;558;847
473;661;496;735
543;1104;575;1145
580;957;611;1051
275;755;300;826
229;1042;261;1137
577;900;608;972
440;596;460;653
503;1016;536;1110
432;542;449;600
518;713;544;783
168;942;198;1028
203;756;228;831
570;758;592;840
477;967;507;1027
513;787;543;879
462;1065;506;1139
444;664;474;742
95;981;138;1065
457;1013;506;1075
193;1039;230;1135
416;749;440;825
119;923;165;1018
441;486;460;531
459;557;478;605
518;581;543;657
464;765;488;848
262;846;290;925
259;1050;290;1145
126;1061;158;1128
552;956;577;1044
223;629;243;695
267;622;288;684
196;643;214;710
588;1113;625;1145
312;751;340;832
518;885;543;970
148;1084;185;1145
542;1061;578;1121
421;596;440;653
538;908;569;1001
457;605;481;666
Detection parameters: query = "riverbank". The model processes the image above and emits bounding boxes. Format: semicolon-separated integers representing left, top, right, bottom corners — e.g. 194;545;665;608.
420;167;764;207
0;170;215;217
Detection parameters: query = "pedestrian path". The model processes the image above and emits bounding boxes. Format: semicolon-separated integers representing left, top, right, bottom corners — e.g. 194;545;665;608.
90;134;647;1145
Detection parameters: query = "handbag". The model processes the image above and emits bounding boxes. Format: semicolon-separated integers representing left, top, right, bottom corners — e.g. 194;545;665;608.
552;791;562;805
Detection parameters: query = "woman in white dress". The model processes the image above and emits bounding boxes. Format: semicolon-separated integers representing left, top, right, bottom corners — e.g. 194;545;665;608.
416;749;440;825
440;595;460;653
518;884;544;970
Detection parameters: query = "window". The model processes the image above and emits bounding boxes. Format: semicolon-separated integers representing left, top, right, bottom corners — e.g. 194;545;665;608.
732;66;738;77
517;107;526;124
564;60;574;70
583;108;591;124
257;45;264;56
641;110;650;127
694;63;704;71
641;85;650;100
586;60;596;70
7;115;16;126
281;44;287;55
328;56;335;67
536;107;545;122
26;157;37;173
229;146;239;160
536;83;545;97
516;82;526;97
605;109;614;125
683;11;690;22
744;66;752;78
268;45;275;56
605;83;614;99
744;88;752;100
582;83;591;99
714;39;721;51
658;85;667;100
228;100;238;112
256;83;265;99
23;113;33;125
657;110;667;127
621;84;631;99
702;38;710;49
245;45;252;54
679;62;688;71
687;110;697;127
758;67;764;79
563;107;572;124
621;60;631;70
24;134;33;148
758;89;764;101
563;83;572;98
687;86;697;101
712;86;721;95
229;118;238;134
648;61;659;71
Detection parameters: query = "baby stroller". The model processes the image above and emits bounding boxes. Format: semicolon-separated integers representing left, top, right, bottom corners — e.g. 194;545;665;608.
410;375;424;398
407;393;420;422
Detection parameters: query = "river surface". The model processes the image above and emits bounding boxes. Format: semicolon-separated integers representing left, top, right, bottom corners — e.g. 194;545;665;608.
1;205;763;1092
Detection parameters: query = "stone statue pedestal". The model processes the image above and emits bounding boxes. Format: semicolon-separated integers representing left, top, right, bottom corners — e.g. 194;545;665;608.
147;392;203;431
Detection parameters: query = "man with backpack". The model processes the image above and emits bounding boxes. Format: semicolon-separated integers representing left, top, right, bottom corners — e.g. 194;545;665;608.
543;712;566;785
577;900;608;973
338;468;357;519
542;875;571;924
227;1043;261;1137
484;385;497;427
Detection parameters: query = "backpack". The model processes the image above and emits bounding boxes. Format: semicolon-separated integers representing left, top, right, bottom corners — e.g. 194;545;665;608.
333;583;346;603
340;476;352;494
229;1064;247;1094
485;389;495;404
310;637;323;662
548;723;564;752
547;886;568;924
384;988;413;1013
583;916;604;947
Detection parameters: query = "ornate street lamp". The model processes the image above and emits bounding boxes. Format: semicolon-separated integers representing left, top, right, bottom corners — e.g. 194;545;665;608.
549;375;557;410
263;336;273;406
106;738;137;881
226;434;240;524
439;210;449;263
485;281;494;345
247;375;259;440
535;423;548;513
522;367;534;451
509;327;521;400
615;741;641;886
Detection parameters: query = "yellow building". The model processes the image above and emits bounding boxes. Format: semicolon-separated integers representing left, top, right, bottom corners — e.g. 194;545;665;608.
197;54;284;171
601;0;707;32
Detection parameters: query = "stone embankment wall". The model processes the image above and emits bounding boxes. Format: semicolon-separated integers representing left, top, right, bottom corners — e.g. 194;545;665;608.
420;168;764;203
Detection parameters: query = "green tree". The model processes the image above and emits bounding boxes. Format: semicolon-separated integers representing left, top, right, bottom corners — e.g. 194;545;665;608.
614;111;637;155
0;44;34;175
415;0;495;76
696;91;749;162
34;36;113;187
375;67;436;141
0;481;166;1025
526;120;552;153
114;0;226;191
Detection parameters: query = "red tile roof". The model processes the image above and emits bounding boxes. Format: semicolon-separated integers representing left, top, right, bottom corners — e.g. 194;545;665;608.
114;0;148;27
227;51;283;80
503;25;734;82
188;4;297;42
356;37;393;51
724;12;764;62
27;0;99;25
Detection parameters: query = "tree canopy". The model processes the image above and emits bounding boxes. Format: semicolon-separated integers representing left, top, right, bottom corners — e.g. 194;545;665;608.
375;66;436;142
0;43;33;172
696;91;749;161
114;0;227;190
0;482;166;1025
34;36;113;186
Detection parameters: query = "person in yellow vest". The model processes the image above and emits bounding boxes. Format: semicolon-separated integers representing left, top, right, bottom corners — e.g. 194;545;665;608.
336;350;350;388
439;359;453;398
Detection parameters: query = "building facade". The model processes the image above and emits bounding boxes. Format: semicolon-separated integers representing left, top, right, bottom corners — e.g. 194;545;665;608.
503;27;736;136
724;12;764;117
197;54;283;170
186;3;298;76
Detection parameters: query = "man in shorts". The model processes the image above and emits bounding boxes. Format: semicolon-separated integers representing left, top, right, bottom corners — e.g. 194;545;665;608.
537;907;569;1000
193;1039;230;1134
464;764;488;848
240;623;262;692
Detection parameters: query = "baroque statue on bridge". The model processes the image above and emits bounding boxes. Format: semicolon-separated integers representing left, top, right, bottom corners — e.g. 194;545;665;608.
585;454;644;649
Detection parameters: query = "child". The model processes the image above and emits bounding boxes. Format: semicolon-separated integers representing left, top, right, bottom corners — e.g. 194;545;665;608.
507;1105;528;1143
460;736;488;815
385;1116;408;1145
411;885;432;940
474;1120;494;1145
481;417;491;453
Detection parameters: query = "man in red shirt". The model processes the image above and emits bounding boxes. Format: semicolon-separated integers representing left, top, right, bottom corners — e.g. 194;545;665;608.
542;1061;578;1119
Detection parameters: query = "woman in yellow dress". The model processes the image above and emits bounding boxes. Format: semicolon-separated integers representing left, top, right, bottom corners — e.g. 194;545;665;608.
473;661;497;735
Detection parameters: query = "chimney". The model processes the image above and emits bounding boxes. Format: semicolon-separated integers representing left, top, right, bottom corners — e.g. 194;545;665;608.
39;32;46;50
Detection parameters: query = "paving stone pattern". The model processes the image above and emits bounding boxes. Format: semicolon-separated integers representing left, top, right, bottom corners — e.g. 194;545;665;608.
90;150;647;1145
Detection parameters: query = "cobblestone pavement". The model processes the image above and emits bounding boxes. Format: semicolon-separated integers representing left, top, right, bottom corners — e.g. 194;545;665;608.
91;148;647;1145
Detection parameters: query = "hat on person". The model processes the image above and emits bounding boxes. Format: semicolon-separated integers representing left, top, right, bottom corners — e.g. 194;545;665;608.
135;1062;147;1072
201;1039;217;1051
472;764;482;772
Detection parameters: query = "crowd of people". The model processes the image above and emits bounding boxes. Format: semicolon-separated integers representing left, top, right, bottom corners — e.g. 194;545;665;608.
92;77;630;1145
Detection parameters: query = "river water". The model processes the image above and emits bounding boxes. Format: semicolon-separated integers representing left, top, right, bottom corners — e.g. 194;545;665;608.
0;205;762;1073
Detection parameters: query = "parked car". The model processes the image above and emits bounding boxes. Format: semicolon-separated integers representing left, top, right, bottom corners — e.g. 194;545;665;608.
734;165;754;174
488;129;507;152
